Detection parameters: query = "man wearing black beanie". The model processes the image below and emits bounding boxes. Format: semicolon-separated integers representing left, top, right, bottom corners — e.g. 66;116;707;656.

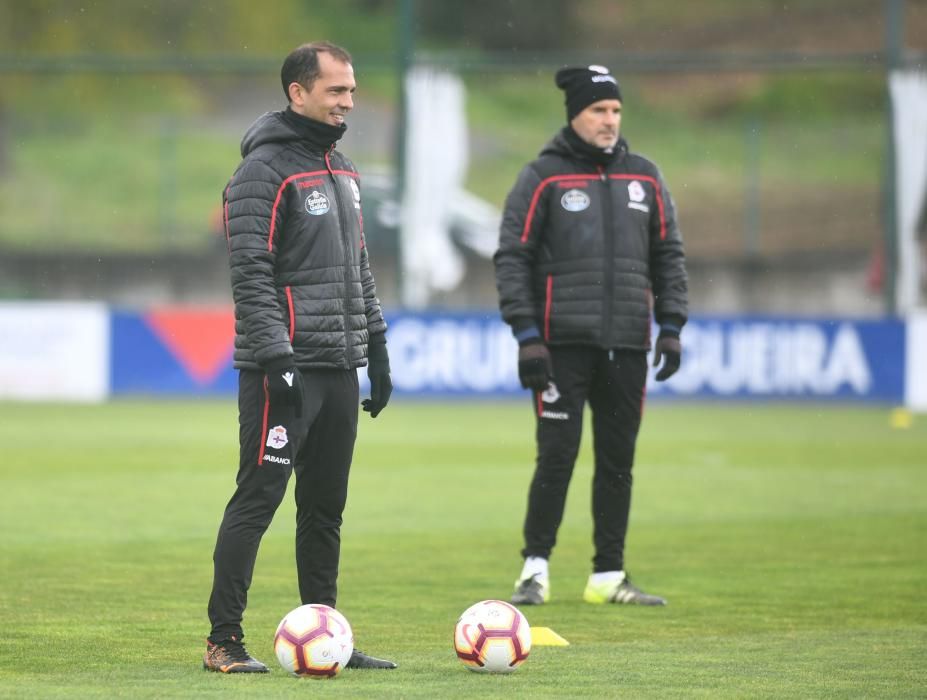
494;64;688;607
556;64;623;122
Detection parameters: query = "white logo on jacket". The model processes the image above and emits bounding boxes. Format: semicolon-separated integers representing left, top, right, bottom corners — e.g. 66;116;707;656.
561;189;590;212
349;179;361;209
627;180;649;213
305;191;330;216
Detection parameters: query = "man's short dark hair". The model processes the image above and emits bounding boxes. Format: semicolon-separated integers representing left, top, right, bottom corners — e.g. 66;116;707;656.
280;41;353;100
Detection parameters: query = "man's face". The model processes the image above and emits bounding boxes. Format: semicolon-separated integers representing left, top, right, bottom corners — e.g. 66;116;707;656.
570;99;622;149
290;51;356;126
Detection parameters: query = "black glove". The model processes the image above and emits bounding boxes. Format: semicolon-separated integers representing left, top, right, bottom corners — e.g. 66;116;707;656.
518;338;553;391
363;336;392;418
653;328;682;381
264;357;304;418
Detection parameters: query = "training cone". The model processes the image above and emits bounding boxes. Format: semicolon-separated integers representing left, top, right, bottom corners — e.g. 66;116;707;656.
889;408;913;429
530;627;569;646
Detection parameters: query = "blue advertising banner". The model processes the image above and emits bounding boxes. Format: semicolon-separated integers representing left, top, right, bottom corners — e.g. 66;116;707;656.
109;309;905;402
110;309;238;395
382;311;520;395
647;316;905;401
376;313;906;401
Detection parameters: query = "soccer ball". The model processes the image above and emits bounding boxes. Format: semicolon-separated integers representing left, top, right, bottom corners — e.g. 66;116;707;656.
274;604;354;678
454;599;531;673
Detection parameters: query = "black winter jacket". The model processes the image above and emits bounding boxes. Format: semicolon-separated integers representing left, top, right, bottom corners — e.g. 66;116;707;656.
223;110;387;371
494;130;687;350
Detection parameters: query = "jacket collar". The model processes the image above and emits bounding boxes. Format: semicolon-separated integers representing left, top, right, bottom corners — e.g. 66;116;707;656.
282;107;347;153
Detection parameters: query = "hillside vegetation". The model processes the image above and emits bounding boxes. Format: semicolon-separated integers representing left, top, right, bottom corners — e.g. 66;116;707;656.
1;0;920;258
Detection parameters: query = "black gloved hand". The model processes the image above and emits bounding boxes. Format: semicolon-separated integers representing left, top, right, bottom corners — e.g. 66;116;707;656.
362;336;392;418
518;338;553;391
653;328;682;381
264;358;304;418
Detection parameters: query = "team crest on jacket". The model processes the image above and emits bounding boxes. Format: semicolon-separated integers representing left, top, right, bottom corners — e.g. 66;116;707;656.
266;425;289;449
305;191;330;216
561;188;590;212
627;180;649;212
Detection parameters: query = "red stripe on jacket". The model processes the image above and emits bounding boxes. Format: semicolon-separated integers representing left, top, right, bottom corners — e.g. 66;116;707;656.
544;274;553;341
285;286;295;343
257;382;271;466
264;167;360;252
521;174;600;243
607;174;666;240
266;170;329;251
519;172;666;242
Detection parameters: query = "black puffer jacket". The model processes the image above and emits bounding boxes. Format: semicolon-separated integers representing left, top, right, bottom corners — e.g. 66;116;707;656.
223;110;387;371
494;130;687;350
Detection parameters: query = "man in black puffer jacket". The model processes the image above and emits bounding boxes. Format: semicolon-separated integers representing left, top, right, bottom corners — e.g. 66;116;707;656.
495;65;688;609
204;42;395;674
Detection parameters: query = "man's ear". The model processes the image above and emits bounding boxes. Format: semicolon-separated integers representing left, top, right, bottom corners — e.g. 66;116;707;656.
287;82;304;106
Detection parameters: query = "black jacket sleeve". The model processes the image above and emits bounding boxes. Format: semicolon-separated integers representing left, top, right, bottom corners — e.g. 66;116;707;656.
360;234;387;338
494;163;546;332
226;159;293;369
648;167;688;328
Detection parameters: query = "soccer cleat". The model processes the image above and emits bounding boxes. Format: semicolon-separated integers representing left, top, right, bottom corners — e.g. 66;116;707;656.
583;574;667;606
511;573;550;605
345;649;397;669
203;637;269;673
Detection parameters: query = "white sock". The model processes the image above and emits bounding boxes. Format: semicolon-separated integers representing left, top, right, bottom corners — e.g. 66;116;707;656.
519;557;549;581
589;570;625;585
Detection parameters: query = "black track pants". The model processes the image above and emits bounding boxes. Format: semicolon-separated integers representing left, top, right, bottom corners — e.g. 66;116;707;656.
521;346;647;573
207;368;358;642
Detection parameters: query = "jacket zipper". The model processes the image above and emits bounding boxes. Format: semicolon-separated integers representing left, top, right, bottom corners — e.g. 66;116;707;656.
325;148;353;369
599;165;615;346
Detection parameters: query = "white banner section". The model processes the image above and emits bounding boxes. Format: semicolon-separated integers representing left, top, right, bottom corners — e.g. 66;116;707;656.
0;302;109;402
906;311;927;411
890;70;927;312
401;67;469;308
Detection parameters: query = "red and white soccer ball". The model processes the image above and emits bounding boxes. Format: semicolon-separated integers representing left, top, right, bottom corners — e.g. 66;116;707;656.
274;604;354;678
454;599;531;673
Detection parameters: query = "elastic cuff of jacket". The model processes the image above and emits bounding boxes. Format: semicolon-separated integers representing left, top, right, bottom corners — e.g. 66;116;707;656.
658;324;681;339
657;313;685;328
263;355;295;372
513;326;541;344
368;331;387;346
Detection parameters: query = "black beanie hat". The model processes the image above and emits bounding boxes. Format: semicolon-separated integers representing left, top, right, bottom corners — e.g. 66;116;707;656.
555;65;622;121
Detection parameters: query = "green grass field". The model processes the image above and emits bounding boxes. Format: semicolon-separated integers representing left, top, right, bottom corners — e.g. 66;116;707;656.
0;400;924;698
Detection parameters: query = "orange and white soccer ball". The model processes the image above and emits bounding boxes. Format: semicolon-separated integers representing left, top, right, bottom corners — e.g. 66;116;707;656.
274;604;354;678
454;599;531;673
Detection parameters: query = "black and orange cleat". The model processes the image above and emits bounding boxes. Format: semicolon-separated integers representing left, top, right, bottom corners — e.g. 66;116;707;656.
203;636;269;673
